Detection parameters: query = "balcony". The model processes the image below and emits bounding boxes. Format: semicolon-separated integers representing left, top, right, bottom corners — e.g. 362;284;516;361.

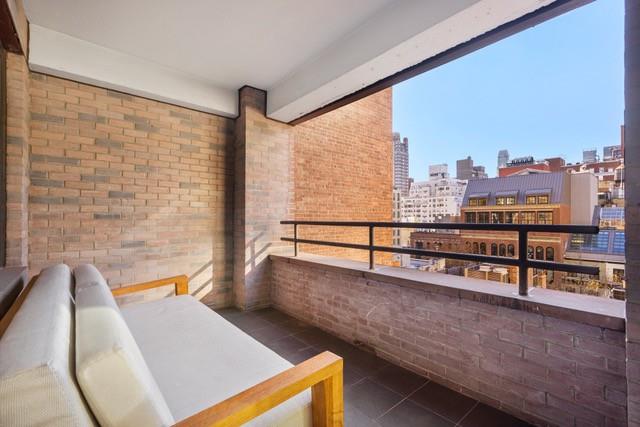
0;0;638;426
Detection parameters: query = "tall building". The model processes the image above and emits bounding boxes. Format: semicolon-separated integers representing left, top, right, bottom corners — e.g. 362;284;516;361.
402;165;467;223
497;149;509;172
393;133;409;195
583;148;598;163
456;156;488;180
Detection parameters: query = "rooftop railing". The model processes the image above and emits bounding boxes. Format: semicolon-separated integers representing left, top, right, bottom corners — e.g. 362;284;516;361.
280;221;600;296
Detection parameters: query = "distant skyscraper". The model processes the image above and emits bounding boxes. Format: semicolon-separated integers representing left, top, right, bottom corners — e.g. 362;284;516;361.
497;149;509;173
583;149;598;163
456;156;488;180
393;133;409;195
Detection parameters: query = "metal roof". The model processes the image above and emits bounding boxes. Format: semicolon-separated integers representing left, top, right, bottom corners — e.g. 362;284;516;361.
462;172;567;206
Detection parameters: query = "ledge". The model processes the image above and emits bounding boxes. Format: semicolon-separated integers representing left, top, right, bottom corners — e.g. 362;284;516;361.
270;253;625;331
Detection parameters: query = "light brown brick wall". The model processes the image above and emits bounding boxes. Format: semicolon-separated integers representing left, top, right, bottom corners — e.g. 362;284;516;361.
291;88;393;264
18;69;235;306
5;53;29;267
272;257;627;427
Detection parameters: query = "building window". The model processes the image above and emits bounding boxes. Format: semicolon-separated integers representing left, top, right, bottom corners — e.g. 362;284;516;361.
537;211;553;224
477;212;490;224
505;211;519;224
526;195;537;205
491;212;504;224
527;246;534;259
472;242;479;254
464;212;476;223
490;243;497;256
526;194;550;204
537;194;549;204
469;198;487;206
507;244;515;257
415;241;424;249
545;247;554;261
535;246;544;260
496;196;516;205
521;211;536;224
499;244;506;257
479;243;486;255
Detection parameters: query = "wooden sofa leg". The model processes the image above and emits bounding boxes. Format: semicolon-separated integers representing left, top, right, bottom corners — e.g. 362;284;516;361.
311;370;343;426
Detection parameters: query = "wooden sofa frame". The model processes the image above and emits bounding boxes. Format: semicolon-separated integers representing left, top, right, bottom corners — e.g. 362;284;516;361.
0;274;344;427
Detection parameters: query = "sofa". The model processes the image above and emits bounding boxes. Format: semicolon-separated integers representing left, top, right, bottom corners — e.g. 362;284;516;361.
0;264;343;426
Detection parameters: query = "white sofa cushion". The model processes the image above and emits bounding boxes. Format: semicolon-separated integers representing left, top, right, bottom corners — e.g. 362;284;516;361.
75;280;174;427
121;295;312;426
0;264;96;427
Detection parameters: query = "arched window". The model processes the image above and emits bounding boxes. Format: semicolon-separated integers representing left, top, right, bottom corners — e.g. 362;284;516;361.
465;242;471;253
535;246;544;260
507;244;515;257
479;242;486;255
473;242;479;254
490;243;498;256
527;246;534;259
499;244;506;257
546;247;554;261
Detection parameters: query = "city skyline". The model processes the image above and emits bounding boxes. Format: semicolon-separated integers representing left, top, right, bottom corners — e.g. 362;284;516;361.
392;0;623;181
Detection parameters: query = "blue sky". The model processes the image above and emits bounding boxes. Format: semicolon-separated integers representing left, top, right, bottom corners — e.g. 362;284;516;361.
392;0;623;181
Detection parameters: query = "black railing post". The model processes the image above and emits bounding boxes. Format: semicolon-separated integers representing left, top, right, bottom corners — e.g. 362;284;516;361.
294;223;298;256
369;225;374;269
518;229;528;296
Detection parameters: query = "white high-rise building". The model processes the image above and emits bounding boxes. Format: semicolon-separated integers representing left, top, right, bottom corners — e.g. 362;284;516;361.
401;165;467;223
497;149;509;173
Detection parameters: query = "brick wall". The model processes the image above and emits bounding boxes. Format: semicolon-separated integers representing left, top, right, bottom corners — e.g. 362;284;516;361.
16;68;235;306
626;0;640;424
271;257;627;426
291;89;393;264
5;53;29;267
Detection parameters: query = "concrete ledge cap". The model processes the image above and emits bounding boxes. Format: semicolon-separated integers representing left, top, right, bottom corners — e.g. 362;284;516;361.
270;253;625;331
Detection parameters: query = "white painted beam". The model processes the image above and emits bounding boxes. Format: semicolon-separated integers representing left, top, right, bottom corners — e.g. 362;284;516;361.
28;25;238;117
267;0;555;123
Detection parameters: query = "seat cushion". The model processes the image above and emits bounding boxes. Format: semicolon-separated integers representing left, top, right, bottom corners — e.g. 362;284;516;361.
121;296;312;426
75;280;174;427
0;264;96;427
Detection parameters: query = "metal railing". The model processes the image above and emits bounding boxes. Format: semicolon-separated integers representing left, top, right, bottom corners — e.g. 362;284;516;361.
280;220;600;296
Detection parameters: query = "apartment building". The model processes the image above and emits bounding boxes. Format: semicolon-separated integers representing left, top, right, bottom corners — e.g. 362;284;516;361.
456;156;488;180
392;132;409;195
401;165;467;223
459;171;597;286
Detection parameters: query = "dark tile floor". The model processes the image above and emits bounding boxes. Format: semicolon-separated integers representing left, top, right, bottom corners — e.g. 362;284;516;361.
214;306;532;427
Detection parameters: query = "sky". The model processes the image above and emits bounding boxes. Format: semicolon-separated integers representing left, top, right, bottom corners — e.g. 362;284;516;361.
392;0;624;181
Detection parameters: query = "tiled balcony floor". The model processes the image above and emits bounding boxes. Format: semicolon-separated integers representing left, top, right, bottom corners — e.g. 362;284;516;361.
214;306;532;427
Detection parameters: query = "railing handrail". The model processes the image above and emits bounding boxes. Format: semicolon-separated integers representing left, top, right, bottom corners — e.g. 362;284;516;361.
280;220;600;296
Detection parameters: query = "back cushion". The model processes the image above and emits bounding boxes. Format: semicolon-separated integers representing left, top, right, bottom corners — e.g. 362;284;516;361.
0;264;96;426
75;277;174;427
74;264;107;292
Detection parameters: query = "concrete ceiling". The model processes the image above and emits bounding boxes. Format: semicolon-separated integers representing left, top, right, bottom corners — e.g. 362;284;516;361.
23;0;557;122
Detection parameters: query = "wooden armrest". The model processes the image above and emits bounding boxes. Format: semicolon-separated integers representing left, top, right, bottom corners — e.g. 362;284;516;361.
111;275;189;297
174;351;344;427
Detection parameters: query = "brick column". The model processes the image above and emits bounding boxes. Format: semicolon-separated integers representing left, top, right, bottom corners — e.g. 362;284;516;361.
626;0;640;424
5;52;29;267
233;87;293;310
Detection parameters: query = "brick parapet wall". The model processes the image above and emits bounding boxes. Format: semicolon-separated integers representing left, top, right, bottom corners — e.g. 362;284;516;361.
271;256;627;426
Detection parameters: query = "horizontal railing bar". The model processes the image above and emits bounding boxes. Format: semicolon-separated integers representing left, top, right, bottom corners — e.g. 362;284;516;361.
280;221;599;234
281;237;600;276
